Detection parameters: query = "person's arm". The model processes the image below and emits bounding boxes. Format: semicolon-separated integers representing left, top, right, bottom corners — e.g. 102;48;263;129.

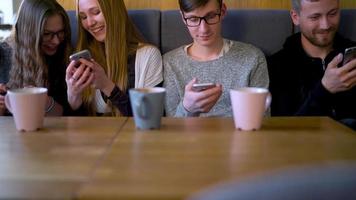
105;45;163;116
66;59;94;111
249;49;270;116
296;81;333;116
267;53;301;116
297;54;356;116
163;54;189;117
164;49;223;117
135;45;163;87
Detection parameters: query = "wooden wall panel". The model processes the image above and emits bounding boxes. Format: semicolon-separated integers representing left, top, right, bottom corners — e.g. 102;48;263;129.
59;0;356;10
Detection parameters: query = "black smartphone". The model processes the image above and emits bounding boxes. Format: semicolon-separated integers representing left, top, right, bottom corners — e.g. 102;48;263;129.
69;49;92;62
192;83;215;92
342;46;356;66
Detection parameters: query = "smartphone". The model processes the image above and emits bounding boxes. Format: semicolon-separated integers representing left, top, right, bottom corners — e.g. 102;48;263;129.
342;46;356;66
192;83;215;92
69;49;92;62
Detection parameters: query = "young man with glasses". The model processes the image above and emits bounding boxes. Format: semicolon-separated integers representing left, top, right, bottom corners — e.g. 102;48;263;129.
164;0;269;117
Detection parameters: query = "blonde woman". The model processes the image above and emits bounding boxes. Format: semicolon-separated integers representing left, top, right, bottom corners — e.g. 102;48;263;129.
3;0;72;116
66;0;163;116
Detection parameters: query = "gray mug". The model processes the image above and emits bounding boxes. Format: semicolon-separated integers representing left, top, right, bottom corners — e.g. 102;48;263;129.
129;87;166;130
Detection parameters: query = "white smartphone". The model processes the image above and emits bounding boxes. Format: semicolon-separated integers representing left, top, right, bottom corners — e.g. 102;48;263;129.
342;46;356;66
69;49;92;62
192;83;215;92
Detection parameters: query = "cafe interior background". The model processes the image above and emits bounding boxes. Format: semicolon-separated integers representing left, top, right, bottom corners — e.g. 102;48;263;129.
1;0;356;39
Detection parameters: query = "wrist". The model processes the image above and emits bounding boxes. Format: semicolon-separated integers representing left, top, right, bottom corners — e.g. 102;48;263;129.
321;78;335;94
68;94;82;110
102;81;116;97
180;101;200;117
182;100;196;114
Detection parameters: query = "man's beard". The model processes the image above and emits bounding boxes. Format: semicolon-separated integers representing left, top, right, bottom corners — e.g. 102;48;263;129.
302;28;337;48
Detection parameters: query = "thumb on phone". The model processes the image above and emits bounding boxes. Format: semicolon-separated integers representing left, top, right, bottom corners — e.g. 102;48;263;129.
186;78;198;91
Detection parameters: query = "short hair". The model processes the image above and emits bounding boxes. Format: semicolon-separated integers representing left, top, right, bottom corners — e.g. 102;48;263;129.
291;0;338;13
179;0;223;12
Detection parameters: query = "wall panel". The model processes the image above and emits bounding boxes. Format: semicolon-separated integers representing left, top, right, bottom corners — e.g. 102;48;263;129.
59;0;356;10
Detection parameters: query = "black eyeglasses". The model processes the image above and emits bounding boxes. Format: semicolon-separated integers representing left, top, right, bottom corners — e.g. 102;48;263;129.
183;12;221;27
42;30;65;42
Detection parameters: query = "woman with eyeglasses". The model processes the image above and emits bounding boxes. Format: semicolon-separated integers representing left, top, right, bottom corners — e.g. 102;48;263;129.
0;0;72;116
164;0;269;117
65;0;162;116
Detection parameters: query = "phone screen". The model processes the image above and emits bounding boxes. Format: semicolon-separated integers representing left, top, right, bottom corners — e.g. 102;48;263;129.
343;47;356;66
192;83;215;92
69;50;92;62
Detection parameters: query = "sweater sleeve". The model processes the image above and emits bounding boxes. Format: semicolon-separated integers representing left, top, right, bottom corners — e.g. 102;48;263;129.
135;45;163;88
250;48;270;116
163;53;199;117
249;48;269;89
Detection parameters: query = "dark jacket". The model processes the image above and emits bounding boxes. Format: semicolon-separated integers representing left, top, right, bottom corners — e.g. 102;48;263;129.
0;41;11;84
267;32;356;120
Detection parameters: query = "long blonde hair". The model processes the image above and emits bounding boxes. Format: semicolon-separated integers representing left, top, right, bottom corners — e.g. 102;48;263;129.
7;0;71;89
76;0;144;115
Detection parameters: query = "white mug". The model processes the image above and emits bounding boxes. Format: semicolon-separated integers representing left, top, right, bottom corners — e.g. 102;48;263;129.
5;87;47;131
230;87;271;131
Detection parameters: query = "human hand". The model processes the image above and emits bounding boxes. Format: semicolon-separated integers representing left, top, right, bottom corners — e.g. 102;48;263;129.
65;60;94;110
78;59;115;96
0;84;8;115
322;53;356;93
182;78;222;114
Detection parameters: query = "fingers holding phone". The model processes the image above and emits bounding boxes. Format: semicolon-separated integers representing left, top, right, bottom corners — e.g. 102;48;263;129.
81;59;115;94
322;52;356;93
342;47;356;66
69;49;92;62
192;83;216;92
183;79;223;114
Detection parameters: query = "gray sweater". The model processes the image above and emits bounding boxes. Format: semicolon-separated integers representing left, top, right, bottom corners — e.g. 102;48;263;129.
163;39;269;117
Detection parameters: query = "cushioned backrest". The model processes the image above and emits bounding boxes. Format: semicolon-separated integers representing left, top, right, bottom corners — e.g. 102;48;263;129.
339;9;356;42
67;10;161;49
66;10;77;48
128;9;161;48
161;9;293;56
222;10;292;56
161;10;192;54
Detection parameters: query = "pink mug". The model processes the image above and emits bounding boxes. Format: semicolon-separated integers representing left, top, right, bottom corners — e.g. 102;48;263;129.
5;87;47;131
230;87;271;131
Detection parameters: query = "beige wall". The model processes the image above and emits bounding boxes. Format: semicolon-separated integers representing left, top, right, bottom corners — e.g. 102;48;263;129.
58;0;356;10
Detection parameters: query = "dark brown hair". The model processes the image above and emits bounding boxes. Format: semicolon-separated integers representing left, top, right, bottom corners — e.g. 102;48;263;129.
179;0;223;12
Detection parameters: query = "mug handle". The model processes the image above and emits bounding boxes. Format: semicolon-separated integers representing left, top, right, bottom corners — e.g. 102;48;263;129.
4;94;12;113
137;96;150;119
265;93;272;111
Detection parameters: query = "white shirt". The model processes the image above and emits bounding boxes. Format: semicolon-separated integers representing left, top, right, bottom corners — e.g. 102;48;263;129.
95;44;163;114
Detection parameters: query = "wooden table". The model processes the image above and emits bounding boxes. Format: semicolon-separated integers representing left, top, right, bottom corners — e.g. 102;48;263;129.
0;117;126;199
77;117;356;200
